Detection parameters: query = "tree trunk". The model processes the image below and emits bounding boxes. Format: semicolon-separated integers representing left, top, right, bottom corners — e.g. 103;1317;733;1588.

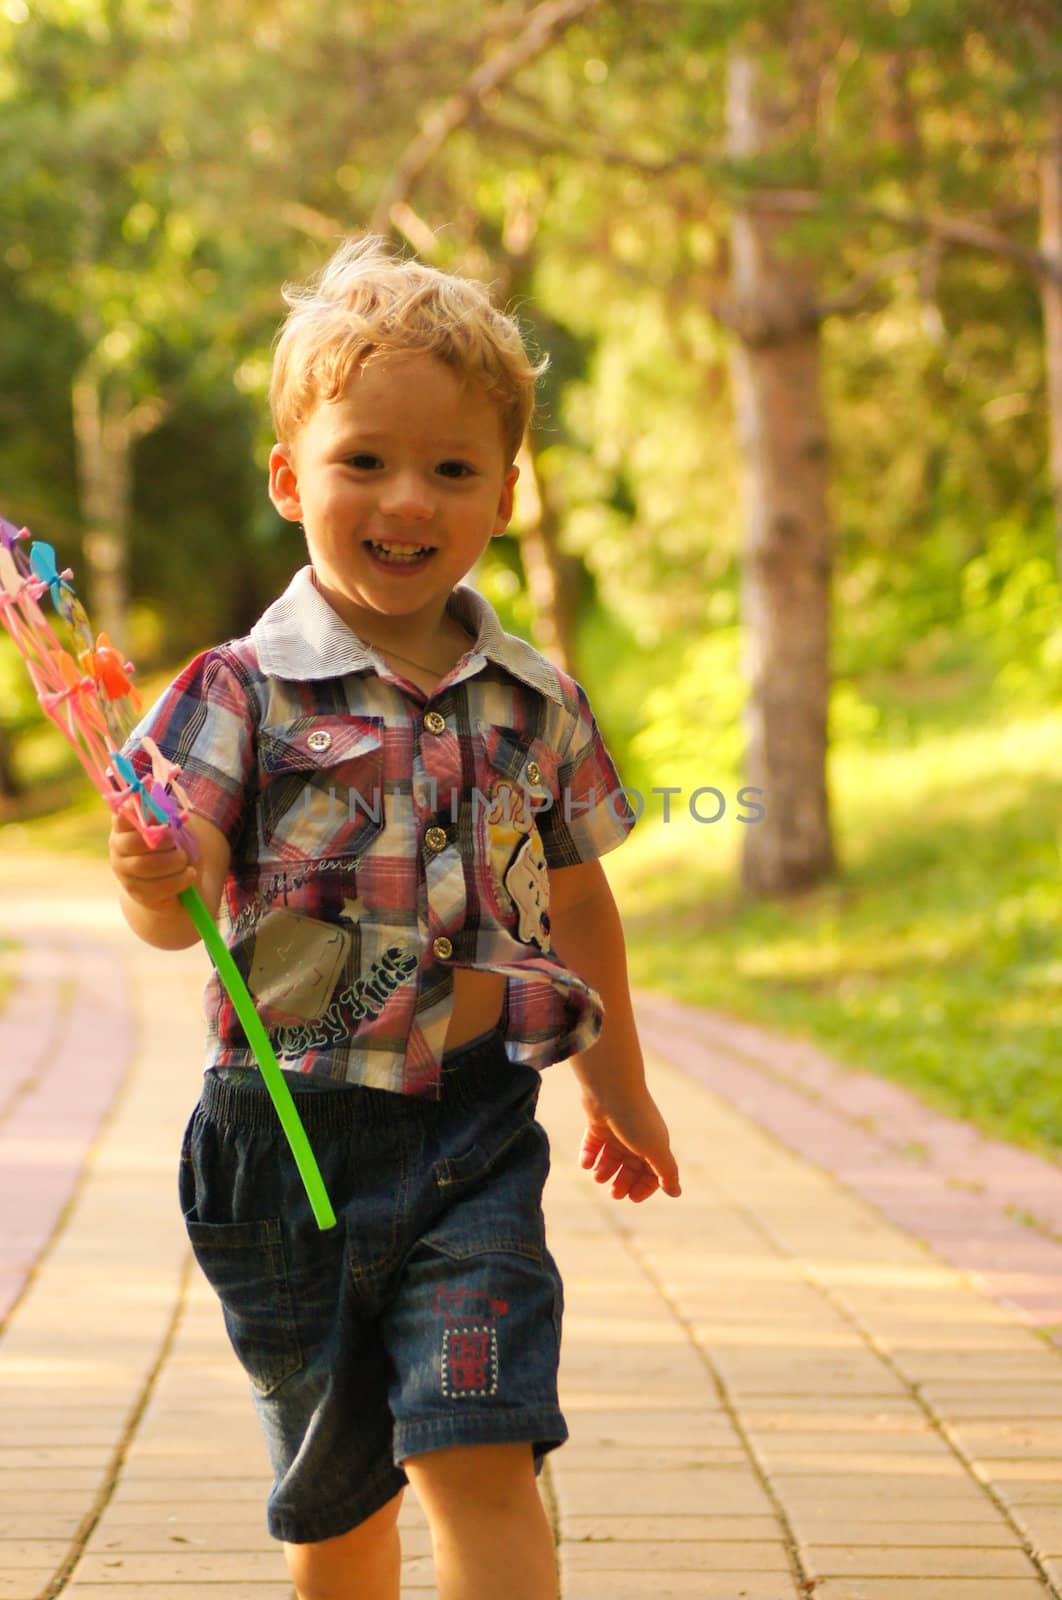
71;358;169;647
1040;88;1062;573
514;433;580;676
72;361;134;646
726;46;835;895
484;239;580;677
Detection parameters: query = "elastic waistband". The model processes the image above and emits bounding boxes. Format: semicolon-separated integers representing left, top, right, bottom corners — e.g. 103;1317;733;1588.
197;1026;522;1137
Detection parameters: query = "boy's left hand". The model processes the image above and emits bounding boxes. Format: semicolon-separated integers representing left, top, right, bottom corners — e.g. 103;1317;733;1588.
578;1093;682;1203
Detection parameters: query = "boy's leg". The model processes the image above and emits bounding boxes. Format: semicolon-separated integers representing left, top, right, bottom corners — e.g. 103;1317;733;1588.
282;1486;405;1600
404;1441;557;1600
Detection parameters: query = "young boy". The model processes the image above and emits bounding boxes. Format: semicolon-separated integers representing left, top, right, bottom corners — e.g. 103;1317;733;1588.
109;235;681;1600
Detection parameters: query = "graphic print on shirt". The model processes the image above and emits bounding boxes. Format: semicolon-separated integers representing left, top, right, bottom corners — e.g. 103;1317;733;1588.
481;779;551;953
270;943;419;1058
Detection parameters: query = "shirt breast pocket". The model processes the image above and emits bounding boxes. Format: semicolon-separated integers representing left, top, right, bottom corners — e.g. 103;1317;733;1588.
256;716;385;865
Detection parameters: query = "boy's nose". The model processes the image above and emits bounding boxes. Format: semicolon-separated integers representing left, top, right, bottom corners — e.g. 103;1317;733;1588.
379;473;434;520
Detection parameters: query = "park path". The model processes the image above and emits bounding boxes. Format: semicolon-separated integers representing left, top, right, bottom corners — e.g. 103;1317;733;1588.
3;853;1062;1598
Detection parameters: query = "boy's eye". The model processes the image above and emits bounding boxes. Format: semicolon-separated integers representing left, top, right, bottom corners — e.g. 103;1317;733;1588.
345;455;473;478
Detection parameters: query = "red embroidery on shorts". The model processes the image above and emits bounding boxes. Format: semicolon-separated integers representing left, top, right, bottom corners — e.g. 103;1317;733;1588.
432;1286;509;1323
442;1326;498;1397
434;1286;508;1399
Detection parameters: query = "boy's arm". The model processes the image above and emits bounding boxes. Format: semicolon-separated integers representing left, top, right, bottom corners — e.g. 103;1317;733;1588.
110;809;232;949
548;858;646;1105
549;858;682;1201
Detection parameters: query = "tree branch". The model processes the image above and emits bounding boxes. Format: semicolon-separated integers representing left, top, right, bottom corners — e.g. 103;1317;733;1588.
278;200;347;244
468;104;715;176
470;107;1053;290
753;189;1062;288
813;247;929;319
370;0;603;236
126;391;173;442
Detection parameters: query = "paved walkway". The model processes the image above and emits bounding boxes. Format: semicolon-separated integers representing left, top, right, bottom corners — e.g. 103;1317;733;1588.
3;854;1062;1598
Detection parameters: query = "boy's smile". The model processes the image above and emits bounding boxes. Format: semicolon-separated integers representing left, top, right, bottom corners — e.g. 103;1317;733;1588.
268;351;519;653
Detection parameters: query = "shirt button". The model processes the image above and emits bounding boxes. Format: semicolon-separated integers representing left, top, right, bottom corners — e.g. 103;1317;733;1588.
425;825;448;852
432;935;453;960
424;710;446;735
526;760;541;784
307;730;332;753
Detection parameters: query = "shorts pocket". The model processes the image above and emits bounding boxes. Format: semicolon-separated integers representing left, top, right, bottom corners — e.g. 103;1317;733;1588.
184;1216;303;1396
433;1097;537;1191
429;1099;549;1264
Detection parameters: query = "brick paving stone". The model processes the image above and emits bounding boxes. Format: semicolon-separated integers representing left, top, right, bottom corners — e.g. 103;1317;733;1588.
549;1466;776;1518
558;1444;752;1469
0;1446;113;1469
0;1544;69;1569
920;1383;1062;1416
0;1494;104;1517
946;1418;1062;1458
0;1521;84;1542
74;1552;292;1582
751;1429;952;1458
975;1458;1062;1481
106;1478;271;1505
561;1575;798;1598
63;1588;295;1599
563;1514;783;1542
562;1539;793;1571
804;1544;1040;1578
783;1491;1009;1520
813;1584;1050;1599
88;1525;276;1555
794;1521;1018;1547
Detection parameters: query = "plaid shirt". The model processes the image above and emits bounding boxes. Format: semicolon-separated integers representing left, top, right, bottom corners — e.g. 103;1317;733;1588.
124;566;636;1096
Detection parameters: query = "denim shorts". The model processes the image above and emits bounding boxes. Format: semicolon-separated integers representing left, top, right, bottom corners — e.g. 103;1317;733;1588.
178;1027;567;1544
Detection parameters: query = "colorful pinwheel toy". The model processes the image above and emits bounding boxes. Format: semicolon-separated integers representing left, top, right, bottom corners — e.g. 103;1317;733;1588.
0;514;337;1230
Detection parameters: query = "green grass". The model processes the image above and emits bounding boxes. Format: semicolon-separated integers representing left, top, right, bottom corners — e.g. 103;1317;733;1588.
608;698;1062;1160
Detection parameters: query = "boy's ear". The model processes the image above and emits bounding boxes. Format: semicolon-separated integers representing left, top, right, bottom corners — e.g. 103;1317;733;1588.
492;463;519;538
268;444;303;523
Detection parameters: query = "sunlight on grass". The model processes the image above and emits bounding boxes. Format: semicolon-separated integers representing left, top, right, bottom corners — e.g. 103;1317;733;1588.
613;703;1062;1157
1;785;111;859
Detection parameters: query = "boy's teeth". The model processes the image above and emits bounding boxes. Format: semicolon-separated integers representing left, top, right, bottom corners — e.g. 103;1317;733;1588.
370;541;432;561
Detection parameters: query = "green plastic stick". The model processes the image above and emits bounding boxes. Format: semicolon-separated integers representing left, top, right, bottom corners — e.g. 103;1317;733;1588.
178;885;338;1232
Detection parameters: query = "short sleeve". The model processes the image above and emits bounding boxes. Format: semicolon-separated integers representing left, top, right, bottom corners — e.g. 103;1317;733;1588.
537;680;637;868
119;647;256;849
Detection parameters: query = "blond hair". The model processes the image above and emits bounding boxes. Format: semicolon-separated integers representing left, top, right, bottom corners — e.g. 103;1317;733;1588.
270;235;548;464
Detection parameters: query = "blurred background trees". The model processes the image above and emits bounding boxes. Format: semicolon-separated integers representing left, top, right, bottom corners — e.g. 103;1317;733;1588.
0;0;1058;896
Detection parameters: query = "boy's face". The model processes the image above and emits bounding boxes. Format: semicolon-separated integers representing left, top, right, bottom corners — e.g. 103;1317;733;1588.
268;351;519;639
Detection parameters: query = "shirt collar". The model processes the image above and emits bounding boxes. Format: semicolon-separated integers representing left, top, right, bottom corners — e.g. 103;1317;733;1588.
250;565;565;706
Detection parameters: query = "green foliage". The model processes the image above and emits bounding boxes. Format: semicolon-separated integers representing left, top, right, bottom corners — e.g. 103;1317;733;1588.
959;508;1062;699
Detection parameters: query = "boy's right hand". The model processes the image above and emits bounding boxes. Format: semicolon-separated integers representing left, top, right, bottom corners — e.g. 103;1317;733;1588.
108;806;198;909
